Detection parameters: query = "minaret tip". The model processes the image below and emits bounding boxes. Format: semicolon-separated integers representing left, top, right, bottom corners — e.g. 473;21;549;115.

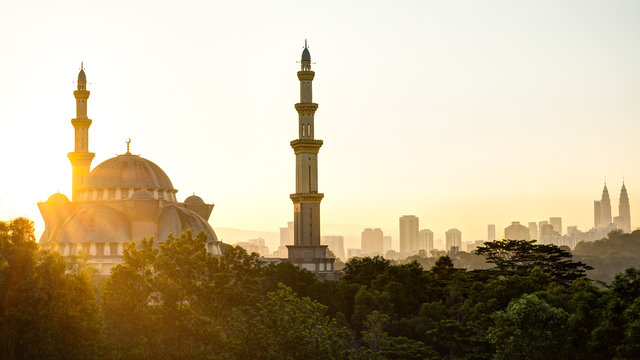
305;39;307;48
81;61;83;70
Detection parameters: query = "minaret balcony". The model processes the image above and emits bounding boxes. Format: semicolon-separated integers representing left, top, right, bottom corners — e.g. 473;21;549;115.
297;71;315;81
295;103;318;114
290;193;324;204
290;139;323;154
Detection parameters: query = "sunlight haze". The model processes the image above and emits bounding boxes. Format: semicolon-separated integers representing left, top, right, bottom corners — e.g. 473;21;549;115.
1;0;639;250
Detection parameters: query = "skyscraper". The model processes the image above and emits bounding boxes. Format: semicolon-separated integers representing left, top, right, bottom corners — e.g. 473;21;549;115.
595;183;613;229
549;217;562;236
616;182;631;233
445;228;462;252
382;236;393;253
487;224;496;242
504;221;530;241
286;42;336;279
321;235;345;260
361;228;384;255
419;229;434;254
399;215;419;253
528;222;538;240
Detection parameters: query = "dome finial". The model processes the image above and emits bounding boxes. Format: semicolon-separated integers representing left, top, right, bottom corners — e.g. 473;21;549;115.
81;61;83;70
126;138;131;155
305;39;308;48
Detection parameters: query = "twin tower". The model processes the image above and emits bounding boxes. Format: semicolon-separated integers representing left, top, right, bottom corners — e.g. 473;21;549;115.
594;182;631;233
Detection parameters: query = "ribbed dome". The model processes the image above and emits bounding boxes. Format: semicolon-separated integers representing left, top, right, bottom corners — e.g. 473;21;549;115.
84;154;174;191
184;194;204;205
53;205;131;243
157;205;218;243
130;189;154;200
47;192;70;203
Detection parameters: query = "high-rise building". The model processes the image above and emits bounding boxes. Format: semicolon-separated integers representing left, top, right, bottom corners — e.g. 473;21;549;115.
528;222;538;240
540;223;557;237
504;221;530;241
538;220;549;237
595;183;612;228
549;217;562;236
286;42;337;279
361;228;384;255
279;221;294;246
399;215;419;253
419;229;434;254
322;235;345;260
616;182;631;233
445;228;462;252
487;224;496;242
382;236;392;253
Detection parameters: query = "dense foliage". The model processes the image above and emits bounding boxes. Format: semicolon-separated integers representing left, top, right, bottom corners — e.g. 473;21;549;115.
2;218;640;359
574;229;640;284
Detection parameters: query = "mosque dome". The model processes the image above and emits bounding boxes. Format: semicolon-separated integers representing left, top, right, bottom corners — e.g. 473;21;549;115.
184;194;205;205
130;189;154;200
301;48;311;61
80;154;177;202
158;205;219;244
53;205;131;243
47;192;70;203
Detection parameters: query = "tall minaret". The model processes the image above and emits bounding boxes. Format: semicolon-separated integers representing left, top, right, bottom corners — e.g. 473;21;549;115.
619;182;631;233
67;63;95;201
600;182;612;226
287;41;336;279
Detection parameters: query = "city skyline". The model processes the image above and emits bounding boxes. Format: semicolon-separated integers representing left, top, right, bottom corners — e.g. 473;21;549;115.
2;1;640;246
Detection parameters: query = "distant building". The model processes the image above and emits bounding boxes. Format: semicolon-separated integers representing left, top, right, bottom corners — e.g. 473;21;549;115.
419;229;434;254
540;223;558;237
322;235;345;260
445;228;462;252
549;217;562;236
382;236;393;253
594;183;612;228
465;240;484;253
347;248;362;258
615;182;631;233
504;221;530;241
399;215;419;253
279;222;294;246
528;222;538;240
237;238;270;257
487;224;496;242
361;228;383;255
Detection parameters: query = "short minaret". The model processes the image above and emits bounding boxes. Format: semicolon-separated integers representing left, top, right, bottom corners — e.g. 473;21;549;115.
67;63;95;201
286;41;336;279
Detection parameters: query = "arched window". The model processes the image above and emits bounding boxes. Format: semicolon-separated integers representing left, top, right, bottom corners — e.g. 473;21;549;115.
307;124;311;137
302;124;306;137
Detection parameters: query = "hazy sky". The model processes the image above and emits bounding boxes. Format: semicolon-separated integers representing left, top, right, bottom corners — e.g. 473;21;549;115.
1;0;639;250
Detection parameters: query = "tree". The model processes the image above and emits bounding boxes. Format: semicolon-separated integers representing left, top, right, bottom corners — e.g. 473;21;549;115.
488;294;569;360
0;218;104;359
222;284;355;360
343;256;391;286
475;239;592;285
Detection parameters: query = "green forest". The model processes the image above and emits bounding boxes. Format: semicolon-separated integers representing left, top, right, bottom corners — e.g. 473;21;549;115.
1;217;640;360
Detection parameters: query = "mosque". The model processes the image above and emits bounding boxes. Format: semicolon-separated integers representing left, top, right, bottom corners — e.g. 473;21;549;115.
38;65;224;275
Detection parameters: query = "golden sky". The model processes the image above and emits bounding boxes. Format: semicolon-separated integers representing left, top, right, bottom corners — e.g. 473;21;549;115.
1;0;639;250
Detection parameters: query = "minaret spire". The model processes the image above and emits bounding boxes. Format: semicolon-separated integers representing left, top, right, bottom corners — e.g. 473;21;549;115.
67;64;95;201
286;42;336;279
